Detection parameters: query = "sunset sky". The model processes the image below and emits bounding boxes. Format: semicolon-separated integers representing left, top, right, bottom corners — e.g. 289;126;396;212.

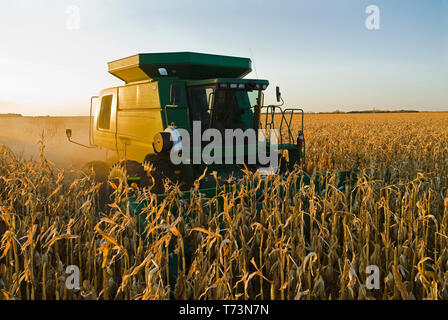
0;0;447;115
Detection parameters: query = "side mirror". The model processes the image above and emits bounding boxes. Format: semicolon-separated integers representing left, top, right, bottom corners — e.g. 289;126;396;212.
276;86;281;102
64;128;97;148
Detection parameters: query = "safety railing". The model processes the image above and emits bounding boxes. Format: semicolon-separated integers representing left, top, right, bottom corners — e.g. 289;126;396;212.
260;106;304;145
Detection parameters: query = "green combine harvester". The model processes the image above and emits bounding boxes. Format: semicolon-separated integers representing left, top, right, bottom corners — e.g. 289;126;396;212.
66;51;356;204
65;52;358;289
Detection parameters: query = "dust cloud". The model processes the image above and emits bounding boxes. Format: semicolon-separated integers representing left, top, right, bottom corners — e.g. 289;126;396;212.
0;116;113;170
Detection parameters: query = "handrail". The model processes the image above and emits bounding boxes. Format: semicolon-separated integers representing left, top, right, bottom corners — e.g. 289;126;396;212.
260;106;304;145
89;96;98;145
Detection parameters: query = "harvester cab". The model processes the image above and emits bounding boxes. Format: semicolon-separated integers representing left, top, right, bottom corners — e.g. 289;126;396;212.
66;52;305;193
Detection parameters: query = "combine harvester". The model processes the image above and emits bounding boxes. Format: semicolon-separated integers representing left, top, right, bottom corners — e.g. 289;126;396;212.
66;52;357;209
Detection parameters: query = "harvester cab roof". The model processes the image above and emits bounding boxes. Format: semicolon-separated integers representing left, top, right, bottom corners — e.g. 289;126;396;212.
107;51;254;82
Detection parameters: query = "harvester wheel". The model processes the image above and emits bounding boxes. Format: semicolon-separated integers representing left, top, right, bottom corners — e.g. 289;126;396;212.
108;159;177;195
82;161;110;182
108;160;150;189
143;158;178;194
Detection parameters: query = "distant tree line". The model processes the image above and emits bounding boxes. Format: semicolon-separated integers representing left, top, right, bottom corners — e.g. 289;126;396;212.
306;110;420;114
0;113;23;117
346;110;419;114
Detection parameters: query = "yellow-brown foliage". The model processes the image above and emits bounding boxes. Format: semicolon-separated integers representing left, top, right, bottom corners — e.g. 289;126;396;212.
0;112;447;300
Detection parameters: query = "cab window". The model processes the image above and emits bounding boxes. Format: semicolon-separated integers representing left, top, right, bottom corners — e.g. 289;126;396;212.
98;95;113;130
211;90;246;132
189;87;214;132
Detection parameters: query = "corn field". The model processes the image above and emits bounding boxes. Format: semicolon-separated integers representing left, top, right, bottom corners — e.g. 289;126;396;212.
0;112;447;300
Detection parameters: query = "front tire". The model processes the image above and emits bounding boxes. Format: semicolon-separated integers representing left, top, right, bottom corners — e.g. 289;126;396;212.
108;159;178;195
108;160;150;187
143;158;178;194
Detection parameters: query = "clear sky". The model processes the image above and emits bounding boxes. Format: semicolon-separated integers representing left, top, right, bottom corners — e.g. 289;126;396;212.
0;0;447;115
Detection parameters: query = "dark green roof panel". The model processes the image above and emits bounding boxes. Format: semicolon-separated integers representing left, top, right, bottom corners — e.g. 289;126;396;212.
108;52;252;83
